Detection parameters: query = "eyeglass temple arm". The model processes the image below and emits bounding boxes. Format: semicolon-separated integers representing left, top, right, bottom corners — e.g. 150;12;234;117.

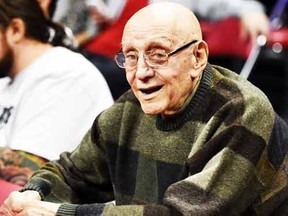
168;40;198;57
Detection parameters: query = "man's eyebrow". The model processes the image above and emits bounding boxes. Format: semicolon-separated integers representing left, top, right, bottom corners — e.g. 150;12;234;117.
121;46;137;53
148;40;166;46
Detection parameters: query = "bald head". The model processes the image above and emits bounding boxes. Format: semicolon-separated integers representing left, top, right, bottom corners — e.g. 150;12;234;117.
120;2;209;116
123;2;202;43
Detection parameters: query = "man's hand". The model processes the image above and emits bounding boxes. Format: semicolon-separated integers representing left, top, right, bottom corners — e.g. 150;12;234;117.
0;191;40;215
0;190;60;216
240;11;270;43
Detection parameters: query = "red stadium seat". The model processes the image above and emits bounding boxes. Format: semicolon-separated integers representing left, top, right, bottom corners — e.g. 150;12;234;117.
0;179;22;205
200;18;288;59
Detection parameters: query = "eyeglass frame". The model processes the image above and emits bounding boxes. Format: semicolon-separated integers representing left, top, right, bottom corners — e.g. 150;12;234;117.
114;39;198;70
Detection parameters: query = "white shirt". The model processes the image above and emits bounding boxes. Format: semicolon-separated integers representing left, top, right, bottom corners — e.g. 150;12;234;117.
0;47;113;160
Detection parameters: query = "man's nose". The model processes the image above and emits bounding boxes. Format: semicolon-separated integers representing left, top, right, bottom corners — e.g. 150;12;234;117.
135;55;154;80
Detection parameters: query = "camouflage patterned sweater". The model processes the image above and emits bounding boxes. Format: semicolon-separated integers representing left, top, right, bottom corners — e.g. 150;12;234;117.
22;64;288;215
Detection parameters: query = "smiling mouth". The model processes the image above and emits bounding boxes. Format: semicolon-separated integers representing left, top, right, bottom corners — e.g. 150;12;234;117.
140;86;163;95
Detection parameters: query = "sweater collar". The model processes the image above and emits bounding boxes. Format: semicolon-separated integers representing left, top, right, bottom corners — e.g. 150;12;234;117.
156;64;213;131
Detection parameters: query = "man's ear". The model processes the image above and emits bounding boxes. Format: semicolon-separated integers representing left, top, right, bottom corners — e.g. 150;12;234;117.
190;40;209;78
5;18;26;45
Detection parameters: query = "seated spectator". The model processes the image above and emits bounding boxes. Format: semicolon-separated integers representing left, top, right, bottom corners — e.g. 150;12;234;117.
0;0;113;186
1;2;288;215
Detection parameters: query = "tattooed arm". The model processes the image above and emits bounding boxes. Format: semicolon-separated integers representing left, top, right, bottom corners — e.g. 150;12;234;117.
0;147;47;186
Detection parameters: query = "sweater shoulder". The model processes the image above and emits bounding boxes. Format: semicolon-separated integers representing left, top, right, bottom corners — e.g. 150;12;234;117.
211;65;273;110
97;90;141;129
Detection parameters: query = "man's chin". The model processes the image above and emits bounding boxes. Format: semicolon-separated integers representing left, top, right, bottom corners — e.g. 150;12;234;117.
140;103;164;116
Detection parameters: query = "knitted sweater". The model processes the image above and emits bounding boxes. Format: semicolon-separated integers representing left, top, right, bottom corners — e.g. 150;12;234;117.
22;64;288;215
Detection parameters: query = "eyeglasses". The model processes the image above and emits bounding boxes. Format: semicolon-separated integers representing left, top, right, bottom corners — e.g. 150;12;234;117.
114;40;198;70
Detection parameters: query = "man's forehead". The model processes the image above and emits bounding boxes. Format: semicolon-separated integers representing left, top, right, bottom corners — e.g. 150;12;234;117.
122;29;177;50
125;16;176;33
122;18;181;47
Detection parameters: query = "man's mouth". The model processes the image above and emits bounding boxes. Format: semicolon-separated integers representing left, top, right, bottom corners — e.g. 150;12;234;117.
140;86;163;95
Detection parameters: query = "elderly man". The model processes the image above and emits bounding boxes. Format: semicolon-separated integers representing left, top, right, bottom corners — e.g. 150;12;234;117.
1;2;288;216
